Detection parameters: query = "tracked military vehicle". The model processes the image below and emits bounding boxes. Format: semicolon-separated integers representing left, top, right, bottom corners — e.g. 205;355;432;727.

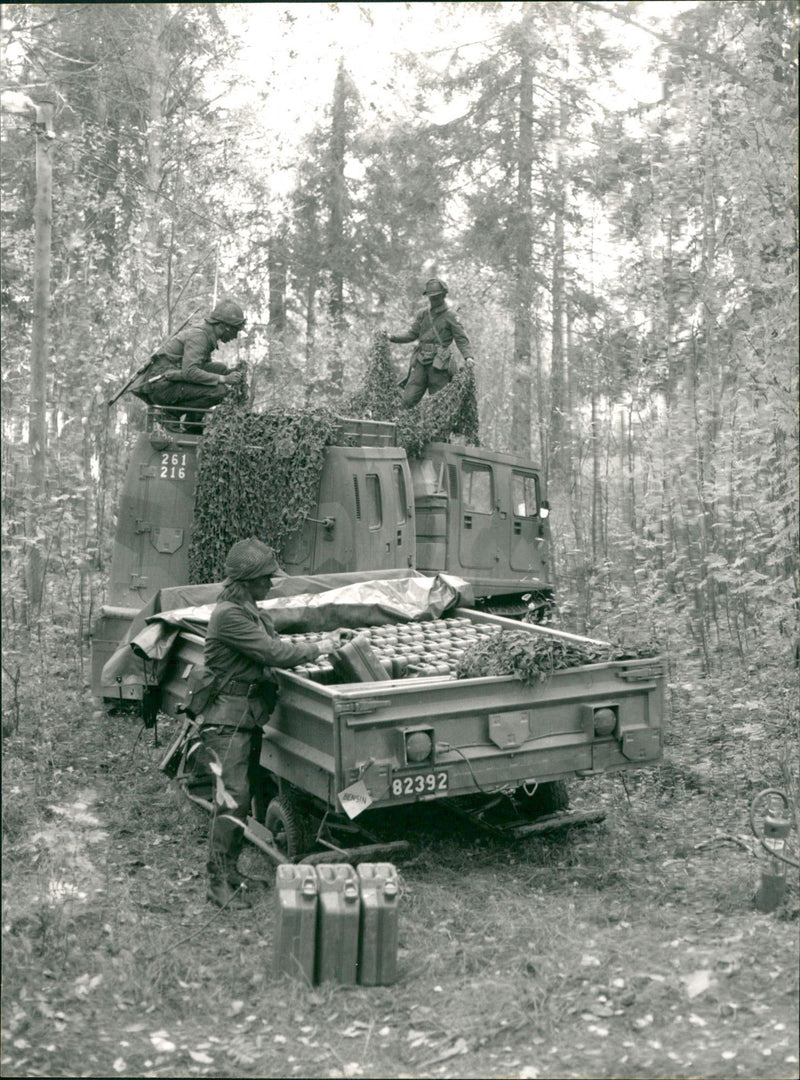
91;409;553;700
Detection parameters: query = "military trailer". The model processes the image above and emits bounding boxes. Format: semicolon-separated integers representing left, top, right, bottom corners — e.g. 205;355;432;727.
113;577;665;861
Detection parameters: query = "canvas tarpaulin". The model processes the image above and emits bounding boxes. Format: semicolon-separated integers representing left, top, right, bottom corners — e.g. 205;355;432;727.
101;571;473;690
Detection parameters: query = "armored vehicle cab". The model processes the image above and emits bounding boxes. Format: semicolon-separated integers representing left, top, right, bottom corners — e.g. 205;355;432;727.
410;443;553;617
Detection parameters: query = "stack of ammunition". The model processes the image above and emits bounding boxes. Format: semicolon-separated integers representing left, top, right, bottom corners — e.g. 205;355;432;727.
289;617;498;683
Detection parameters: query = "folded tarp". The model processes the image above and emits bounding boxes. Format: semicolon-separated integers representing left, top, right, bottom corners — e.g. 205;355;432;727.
101;571;474;690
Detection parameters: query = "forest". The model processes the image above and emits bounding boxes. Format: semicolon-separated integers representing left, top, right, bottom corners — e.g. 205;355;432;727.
1;4;797;1078
1;1;796;677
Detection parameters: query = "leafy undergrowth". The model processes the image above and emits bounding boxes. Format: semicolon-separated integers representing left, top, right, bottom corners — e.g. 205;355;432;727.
2;665;798;1080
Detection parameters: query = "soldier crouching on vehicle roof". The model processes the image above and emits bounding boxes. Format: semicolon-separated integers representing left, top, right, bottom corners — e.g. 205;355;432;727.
143;298;247;432
201;538;354;909
388;278;475;408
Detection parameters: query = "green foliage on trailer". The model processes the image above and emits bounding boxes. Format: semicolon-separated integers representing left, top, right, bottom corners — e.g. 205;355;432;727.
456;630;661;686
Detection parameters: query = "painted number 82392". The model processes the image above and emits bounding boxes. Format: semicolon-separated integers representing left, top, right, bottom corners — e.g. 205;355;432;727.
390;771;449;798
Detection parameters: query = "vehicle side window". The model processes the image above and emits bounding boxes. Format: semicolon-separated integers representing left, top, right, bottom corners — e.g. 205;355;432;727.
512;472;539;517
366;474;382;529
462;462;492;513
393;466;407;524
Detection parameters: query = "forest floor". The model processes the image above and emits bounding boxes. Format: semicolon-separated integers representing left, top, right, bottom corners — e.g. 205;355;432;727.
2;664;799;1080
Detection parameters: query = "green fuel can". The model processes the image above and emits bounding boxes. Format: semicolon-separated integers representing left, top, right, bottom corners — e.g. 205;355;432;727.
357;863;399;986
273;864;318;983
315;864;361;984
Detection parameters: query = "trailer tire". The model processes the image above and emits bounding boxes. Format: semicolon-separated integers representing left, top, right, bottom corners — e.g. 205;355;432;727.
265;795;312;859
516;779;569;818
250;767;278;824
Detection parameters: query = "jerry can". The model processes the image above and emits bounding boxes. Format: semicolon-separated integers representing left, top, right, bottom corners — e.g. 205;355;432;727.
274;864;318;983
315;864;361;984
357;863;400;986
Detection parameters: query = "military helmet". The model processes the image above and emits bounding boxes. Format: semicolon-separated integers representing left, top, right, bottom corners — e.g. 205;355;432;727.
209;298;246;328
223;537;279;583
422;278;448;297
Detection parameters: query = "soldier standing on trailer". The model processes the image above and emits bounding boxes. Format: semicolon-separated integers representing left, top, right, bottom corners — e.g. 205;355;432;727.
201;538;353;908
389;279;475;408
140;298;247;431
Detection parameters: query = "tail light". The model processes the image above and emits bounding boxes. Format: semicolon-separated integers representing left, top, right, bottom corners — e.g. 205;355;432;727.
580;704;619;737
400;726;435;765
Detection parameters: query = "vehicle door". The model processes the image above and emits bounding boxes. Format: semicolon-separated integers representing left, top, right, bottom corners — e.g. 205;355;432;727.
509;470;545;573
457;458;503;570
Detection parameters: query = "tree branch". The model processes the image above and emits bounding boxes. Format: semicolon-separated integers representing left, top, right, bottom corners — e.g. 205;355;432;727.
575;1;756;90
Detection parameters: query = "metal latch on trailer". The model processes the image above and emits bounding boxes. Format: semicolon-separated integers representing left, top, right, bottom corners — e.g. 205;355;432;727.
617;663;664;682
336;698;391;717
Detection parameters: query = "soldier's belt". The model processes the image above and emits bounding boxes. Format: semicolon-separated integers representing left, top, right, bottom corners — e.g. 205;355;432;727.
223;679;263;697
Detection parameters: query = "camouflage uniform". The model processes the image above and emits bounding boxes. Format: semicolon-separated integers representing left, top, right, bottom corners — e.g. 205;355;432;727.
146;321;233;411
202;597;324;877
140;298;245;429
389;280;474;407
200;537;339;907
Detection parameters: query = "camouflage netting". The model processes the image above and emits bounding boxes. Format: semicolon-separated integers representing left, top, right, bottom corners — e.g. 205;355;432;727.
188;333;481;583
455;631;661;686
188;401;339;584
341;331;403;420
395;363;480;457
343;330;480;454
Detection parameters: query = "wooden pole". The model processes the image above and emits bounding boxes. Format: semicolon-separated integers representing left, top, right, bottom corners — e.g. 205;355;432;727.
26;101;54;622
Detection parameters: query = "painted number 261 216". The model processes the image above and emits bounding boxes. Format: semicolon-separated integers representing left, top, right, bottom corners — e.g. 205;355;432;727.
160;452;187;480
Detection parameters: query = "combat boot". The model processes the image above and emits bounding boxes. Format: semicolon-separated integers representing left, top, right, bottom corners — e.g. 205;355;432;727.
207;861;252;909
224;857;269;893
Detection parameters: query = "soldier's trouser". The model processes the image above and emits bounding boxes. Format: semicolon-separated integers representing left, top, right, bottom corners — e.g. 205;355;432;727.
148;381;229;410
402;361;452;408
201;723;262;865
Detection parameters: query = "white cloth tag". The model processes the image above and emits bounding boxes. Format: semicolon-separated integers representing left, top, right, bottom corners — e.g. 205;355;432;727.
337;779;374;820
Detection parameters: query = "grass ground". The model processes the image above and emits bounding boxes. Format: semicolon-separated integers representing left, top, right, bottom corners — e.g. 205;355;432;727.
1;661;798;1080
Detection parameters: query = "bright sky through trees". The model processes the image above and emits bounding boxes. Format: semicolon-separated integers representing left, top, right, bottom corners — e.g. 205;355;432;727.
222;1;696;200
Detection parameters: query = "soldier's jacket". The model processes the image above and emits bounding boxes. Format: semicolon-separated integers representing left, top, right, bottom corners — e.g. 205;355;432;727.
150;320;227;386
389;304;473;365
201;598;324;728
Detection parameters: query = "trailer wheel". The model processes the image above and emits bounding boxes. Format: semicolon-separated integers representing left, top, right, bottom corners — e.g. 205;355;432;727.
250;767;278;824
516;780;569;818
265;795;312;859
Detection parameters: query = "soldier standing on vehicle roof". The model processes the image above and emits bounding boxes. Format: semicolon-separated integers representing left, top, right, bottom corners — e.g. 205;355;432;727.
201;538;354;909
388;278;475;408
142;298;246;431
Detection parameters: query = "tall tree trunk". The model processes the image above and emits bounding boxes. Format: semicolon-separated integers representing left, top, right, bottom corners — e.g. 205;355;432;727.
301;195;320;370
267;233;288;396
549;77;569;472
25;101;54;624
268;234;288;335
510;21;534;455
327;61;348;391
141;5;168;320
